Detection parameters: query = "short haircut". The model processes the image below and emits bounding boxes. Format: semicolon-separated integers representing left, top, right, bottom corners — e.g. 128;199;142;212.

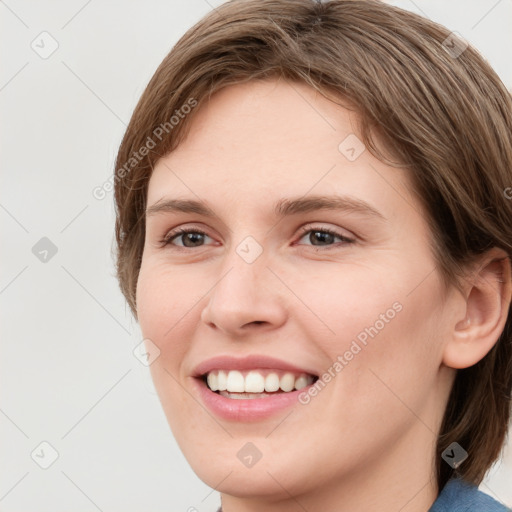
113;0;512;489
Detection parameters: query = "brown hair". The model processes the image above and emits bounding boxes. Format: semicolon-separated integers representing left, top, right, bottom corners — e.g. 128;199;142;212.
113;0;512;491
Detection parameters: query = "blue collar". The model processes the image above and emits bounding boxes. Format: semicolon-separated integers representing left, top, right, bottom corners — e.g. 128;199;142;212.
429;478;510;511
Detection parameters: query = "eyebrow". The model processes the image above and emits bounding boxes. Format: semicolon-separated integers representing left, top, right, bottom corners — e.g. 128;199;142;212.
145;195;386;221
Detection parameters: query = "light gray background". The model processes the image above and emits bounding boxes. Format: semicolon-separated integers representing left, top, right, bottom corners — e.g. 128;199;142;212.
1;1;511;510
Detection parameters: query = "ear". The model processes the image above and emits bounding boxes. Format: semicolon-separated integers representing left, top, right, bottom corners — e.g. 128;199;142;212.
443;248;512;369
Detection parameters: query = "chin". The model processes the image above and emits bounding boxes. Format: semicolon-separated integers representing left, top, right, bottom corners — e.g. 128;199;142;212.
193;458;308;499
176;431;324;500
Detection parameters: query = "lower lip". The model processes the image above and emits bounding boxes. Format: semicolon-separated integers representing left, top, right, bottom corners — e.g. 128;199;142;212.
192;377;311;421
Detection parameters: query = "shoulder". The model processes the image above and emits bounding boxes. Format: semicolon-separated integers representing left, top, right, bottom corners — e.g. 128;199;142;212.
429;478;511;512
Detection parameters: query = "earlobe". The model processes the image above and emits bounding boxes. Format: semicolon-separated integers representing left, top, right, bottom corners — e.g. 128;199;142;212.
442;248;512;370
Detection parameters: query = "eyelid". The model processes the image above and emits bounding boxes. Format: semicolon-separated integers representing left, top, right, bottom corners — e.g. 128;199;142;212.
296;223;356;242
161;224;215;247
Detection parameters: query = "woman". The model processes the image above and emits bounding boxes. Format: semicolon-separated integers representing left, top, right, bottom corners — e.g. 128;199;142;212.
113;1;512;510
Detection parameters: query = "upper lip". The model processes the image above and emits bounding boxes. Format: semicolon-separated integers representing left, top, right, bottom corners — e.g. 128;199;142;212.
192;355;318;378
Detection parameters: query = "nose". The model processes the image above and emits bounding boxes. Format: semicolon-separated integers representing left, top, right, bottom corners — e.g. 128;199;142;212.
200;247;288;337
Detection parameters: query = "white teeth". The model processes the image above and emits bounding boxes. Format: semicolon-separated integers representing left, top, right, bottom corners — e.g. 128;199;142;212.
294;375;309;390
245;371;265;393
206;369;315;394
226;370;245;392
264;373;280;392
207;372;218;391
217;370;227;391
280;373;295;392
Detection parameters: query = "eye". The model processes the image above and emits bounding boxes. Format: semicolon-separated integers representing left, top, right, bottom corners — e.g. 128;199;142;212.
161;228;215;248
296;226;355;248
159;225;355;250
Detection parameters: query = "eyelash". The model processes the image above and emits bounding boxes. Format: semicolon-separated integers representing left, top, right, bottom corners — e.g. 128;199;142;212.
159;225;355;250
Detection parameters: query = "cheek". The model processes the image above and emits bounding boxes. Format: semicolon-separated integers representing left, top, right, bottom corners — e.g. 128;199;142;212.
136;258;202;338
135;259;205;386
286;259;444;392
280;260;406;352
136;261;204;426
328;279;445;430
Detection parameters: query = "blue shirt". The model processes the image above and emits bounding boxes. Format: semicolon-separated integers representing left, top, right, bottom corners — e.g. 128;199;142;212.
429;478;511;511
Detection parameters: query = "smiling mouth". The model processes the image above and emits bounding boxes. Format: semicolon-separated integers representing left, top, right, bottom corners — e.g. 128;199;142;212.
202;369;318;399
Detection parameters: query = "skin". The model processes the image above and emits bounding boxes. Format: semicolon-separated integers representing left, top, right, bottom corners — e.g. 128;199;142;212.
135;78;511;512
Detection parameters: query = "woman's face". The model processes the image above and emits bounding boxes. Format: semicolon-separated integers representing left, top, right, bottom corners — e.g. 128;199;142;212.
136;79;458;501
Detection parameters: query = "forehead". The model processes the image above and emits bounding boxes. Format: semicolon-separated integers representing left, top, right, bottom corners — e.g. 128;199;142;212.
147;79;417;220
166;79;354;166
